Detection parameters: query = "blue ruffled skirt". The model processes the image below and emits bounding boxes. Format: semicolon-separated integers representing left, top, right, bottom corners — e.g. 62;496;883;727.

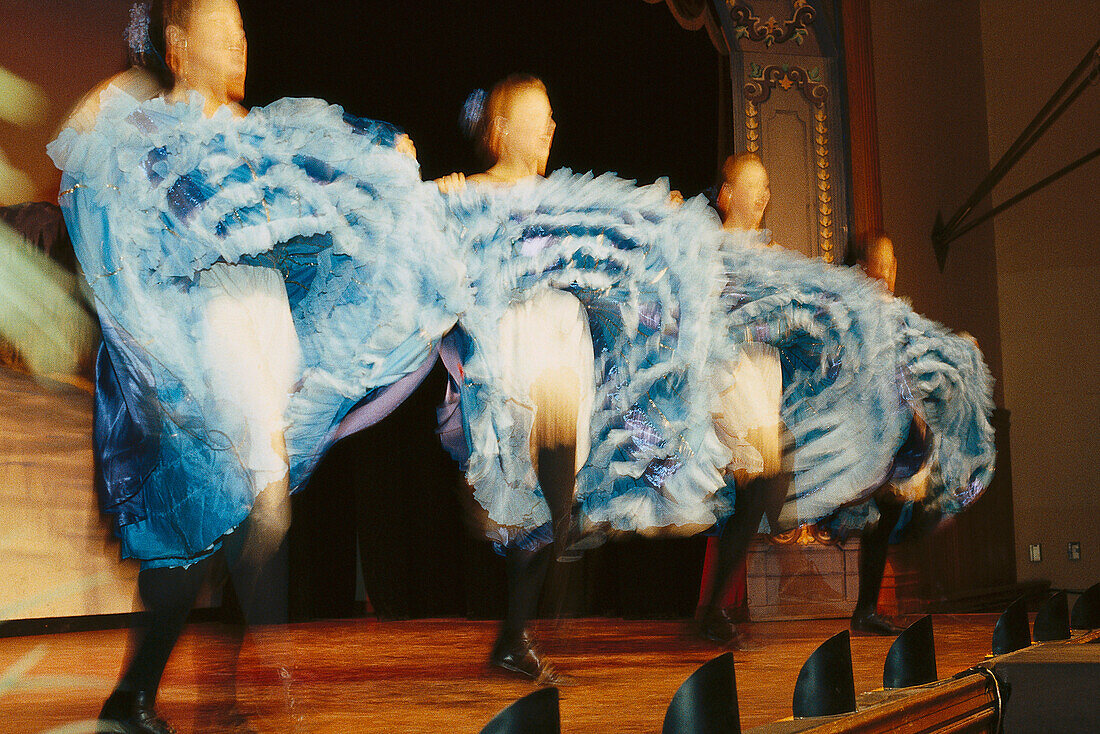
50;90;469;567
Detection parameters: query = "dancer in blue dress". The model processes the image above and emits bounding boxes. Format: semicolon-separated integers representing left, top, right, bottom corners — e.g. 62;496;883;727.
701;155;995;644
828;232;995;634
697;153;788;646
436;75;732;680
50;1;464;729
436;81;996;667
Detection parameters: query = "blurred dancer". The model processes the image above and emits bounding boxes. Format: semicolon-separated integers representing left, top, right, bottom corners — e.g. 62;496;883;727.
435;87;995;675
50;1;457;730
696;153;787;646
436;74;743;679
845;232;907;635
438;75;592;683
708;175;994;640
69;4;291;730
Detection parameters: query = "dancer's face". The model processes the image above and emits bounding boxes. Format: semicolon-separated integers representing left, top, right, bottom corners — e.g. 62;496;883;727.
168;0;248;104
495;86;556;175
722;159;770;230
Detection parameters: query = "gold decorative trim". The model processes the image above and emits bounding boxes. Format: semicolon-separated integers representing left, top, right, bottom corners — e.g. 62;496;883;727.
745;100;760;152
743;63;834;262
58;182;119;198
769;524;840;546
727;0;816;48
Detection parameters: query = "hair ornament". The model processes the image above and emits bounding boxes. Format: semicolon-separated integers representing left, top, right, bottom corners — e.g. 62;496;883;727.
460;88;487;139
125;3;155;64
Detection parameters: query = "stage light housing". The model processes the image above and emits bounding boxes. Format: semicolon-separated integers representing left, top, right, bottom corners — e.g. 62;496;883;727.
1033;590;1071;641
663;652;740;734
479;687;560;734
992;595;1031;655
883;614;938;689
1070;581;1100;630
793;630;857;718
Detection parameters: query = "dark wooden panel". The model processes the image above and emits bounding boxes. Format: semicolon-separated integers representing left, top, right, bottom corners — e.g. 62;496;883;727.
839;0;884;242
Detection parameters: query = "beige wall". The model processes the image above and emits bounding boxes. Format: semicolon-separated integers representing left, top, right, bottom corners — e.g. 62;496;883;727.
871;0;1098;592
869;2;1004;395
979;0;1100;591
0;1;131;206
0;2;138;618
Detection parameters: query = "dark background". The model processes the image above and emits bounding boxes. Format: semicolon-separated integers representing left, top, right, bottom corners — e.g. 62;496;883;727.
240;0;721;191
238;0;724;621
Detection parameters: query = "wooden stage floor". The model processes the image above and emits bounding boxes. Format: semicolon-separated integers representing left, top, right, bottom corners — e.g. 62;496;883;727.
1;614;1004;733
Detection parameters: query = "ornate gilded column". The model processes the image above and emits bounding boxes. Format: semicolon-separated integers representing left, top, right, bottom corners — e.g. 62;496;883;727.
715;0;850;262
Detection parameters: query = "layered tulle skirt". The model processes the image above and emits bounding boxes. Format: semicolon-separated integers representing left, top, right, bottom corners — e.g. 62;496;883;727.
50;90;468;567
711;238;996;534
441;172;734;546
440;174;996;548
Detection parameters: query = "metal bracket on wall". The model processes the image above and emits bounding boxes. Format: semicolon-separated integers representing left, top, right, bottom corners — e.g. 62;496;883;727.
931;36;1099;271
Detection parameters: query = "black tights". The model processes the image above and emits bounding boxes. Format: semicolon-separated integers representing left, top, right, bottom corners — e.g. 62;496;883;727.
499;545;554;644
115;523;288;701
116;556;214;698
536;444;577;554
700;476;778;617
853;491;904;617
496;442;576;644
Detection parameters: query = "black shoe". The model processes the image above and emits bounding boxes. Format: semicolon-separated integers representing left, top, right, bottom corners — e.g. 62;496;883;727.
697;608;735;644
696;609;759;650
490;632;571;685
556;519;607;563
851;611;904;636
99;690;177;734
726;603;751;625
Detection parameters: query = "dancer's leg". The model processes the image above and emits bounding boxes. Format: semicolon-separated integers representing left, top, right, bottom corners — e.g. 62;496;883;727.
192;521;291;733
490;289;589;682
490;545;557;681
851;490;905;635
100;556;214;732
698;477;770;645
529;353;581;556
535;444;577;558
224;518;289;627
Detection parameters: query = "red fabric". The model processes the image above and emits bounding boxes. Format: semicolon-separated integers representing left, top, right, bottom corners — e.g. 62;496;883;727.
697;535;747;610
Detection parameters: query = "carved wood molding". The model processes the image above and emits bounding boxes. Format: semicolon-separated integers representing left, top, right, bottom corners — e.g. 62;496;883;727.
744;63;828;105
743;63;835;260
727;0;816;47
768;524;842;546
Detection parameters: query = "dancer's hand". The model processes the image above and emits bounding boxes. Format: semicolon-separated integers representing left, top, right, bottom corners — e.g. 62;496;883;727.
435;171;467;193
395;134;417;160
668;190;684;207
958;331;980;350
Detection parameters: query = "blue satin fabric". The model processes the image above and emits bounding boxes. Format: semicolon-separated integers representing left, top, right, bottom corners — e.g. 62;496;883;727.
92;337;156;527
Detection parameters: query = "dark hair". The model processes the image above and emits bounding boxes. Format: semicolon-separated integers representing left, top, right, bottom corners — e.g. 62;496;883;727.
132;0;198;88
473;73;547;163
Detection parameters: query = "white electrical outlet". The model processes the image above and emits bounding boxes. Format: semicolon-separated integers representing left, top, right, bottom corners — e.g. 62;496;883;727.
1068;542;1081;561
1029;543;1042;562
